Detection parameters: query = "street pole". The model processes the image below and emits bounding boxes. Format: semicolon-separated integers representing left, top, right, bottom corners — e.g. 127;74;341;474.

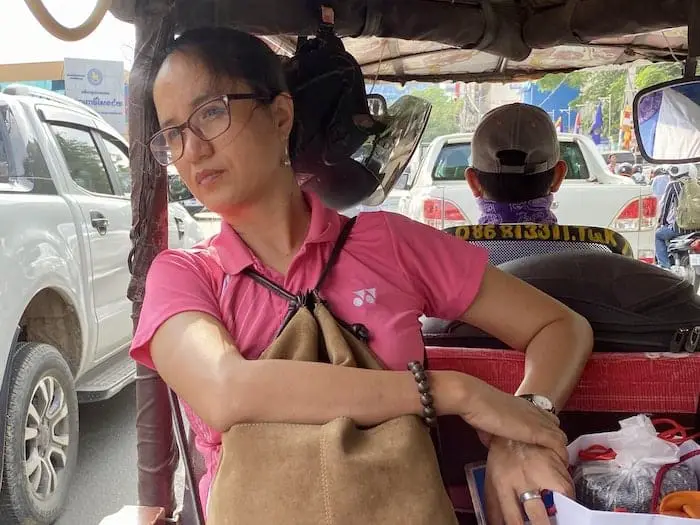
560;108;572;132
601;95;612;148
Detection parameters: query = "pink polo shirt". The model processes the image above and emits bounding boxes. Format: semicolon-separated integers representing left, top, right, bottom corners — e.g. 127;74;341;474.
130;191;488;513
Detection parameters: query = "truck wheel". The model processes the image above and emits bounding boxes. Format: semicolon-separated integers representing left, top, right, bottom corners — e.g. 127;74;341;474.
0;342;79;524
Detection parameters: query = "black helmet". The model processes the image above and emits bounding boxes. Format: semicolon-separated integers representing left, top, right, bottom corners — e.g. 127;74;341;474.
284;25;431;209
617;163;634;176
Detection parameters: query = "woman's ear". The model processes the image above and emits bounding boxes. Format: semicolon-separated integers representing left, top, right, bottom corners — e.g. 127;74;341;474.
550;160;567;193
270;93;294;142
465;167;483;197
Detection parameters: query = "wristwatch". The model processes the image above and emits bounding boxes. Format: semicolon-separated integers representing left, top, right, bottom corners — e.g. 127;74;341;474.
517;394;557;415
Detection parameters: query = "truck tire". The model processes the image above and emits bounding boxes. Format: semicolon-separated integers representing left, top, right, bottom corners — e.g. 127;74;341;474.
0;342;79;524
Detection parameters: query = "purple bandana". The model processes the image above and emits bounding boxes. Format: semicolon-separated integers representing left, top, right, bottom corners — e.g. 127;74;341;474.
477;194;558;224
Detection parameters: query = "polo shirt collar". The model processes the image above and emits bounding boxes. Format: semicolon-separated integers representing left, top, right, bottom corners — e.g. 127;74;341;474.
210;191;344;275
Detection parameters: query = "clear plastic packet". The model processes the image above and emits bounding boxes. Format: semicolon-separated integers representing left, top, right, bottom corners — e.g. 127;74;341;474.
569;415;699;513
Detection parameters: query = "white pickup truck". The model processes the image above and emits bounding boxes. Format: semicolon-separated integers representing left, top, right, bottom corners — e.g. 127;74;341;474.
395;133;656;262
0;85;203;524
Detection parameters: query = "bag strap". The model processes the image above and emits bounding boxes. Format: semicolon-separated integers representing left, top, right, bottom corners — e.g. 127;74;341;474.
314;216;357;291
241;216;357;297
242;268;297;302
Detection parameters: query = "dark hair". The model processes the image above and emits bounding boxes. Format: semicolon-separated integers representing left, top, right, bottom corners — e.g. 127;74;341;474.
475;149;556;203
161;27;288;102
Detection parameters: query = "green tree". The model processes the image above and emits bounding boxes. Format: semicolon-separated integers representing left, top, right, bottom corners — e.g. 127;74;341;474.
411;85;464;143
635;62;683;90
572;70;626;140
535;72;587;93
535;63;685;143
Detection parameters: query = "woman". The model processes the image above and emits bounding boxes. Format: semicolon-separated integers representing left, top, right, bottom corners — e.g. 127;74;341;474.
131;27;594;525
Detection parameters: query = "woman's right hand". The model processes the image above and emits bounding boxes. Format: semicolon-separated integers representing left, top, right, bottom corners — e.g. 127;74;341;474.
459;376;568;460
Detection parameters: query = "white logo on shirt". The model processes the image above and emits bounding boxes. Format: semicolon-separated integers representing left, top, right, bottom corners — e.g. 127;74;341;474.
353;288;376;307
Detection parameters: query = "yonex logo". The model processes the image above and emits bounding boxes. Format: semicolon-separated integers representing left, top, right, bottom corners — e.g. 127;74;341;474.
352;288;376;307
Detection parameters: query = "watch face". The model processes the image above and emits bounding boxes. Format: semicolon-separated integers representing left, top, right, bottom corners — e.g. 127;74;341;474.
533;395;554;412
521;394;555;413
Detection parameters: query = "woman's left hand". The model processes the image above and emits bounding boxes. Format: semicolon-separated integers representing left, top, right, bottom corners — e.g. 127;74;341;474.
483;436;574;525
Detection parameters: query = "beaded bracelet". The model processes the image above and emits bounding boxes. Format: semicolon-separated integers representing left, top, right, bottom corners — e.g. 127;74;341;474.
407;360;438;427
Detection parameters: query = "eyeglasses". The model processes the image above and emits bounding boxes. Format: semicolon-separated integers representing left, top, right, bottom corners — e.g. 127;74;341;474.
149;93;268;166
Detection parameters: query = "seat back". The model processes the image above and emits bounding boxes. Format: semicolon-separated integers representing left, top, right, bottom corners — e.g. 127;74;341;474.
442;223;633;266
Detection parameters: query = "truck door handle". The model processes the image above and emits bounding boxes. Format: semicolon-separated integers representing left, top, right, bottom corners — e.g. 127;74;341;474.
90;211;109;235
174;217;185;240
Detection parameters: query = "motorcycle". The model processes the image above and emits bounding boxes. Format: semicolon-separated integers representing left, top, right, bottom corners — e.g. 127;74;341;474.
667;231;700;293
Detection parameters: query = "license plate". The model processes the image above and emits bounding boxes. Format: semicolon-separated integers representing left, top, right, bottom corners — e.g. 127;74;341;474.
690;254;700;266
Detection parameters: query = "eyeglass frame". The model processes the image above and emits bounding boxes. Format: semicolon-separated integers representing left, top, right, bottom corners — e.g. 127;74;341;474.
148;92;273;166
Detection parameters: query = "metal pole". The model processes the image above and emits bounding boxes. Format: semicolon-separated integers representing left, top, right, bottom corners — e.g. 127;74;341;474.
604;96;612;147
128;2;178;516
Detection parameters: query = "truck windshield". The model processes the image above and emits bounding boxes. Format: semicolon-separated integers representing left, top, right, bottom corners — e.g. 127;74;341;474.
432;141;589;181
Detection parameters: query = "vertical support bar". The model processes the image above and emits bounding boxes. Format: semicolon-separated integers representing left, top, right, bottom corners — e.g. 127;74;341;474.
127;3;178;516
687;0;699;78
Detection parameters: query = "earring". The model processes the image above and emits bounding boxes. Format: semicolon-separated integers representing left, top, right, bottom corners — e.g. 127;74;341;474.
281;146;291;167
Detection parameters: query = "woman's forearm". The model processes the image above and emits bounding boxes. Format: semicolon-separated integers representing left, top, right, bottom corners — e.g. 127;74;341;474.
222;359;466;431
152;312;470;433
514;311;593;411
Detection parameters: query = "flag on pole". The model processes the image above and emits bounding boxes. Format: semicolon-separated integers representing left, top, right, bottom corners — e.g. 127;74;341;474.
573;111;582;134
589;103;604;145
554;116;563;132
620;105;633;150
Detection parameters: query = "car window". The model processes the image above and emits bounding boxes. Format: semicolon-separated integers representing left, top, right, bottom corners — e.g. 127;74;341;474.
168;172;195;201
52;125;114;195
101;136;131;197
431;141;590;181
560;142;590;180
604;151;635;165
432;143;471;181
393;170;409;190
0;105;55;194
0;110;9;182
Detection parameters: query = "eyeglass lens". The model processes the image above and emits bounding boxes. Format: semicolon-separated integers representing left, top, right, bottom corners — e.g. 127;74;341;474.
150;98;231;165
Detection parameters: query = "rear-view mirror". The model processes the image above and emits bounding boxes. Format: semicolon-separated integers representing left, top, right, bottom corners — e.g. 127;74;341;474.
366;94;388;119
633;78;700;164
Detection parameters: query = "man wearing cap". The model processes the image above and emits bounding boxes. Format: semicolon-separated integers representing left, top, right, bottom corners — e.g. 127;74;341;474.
466;103;568;224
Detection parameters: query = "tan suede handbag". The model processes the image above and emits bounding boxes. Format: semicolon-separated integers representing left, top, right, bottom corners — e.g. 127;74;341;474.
204;217;458;525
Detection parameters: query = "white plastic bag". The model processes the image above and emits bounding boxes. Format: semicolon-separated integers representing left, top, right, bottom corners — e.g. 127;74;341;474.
568;415;698;513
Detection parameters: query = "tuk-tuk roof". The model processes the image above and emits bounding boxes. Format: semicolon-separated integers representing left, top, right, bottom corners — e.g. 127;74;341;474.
108;0;691;83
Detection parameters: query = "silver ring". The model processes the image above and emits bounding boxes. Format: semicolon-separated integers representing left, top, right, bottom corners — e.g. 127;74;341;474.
519;490;543;504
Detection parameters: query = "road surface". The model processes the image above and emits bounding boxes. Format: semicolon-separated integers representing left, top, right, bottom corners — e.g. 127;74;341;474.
57;384;184;525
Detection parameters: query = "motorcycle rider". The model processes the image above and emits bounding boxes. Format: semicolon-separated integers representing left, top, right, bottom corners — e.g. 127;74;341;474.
655;163;698;268
631;164;646;185
651;166;671;201
617;162;634;178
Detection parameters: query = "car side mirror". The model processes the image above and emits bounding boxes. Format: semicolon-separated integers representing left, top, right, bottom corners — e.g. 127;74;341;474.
0;161;9;183
633;78;700;164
